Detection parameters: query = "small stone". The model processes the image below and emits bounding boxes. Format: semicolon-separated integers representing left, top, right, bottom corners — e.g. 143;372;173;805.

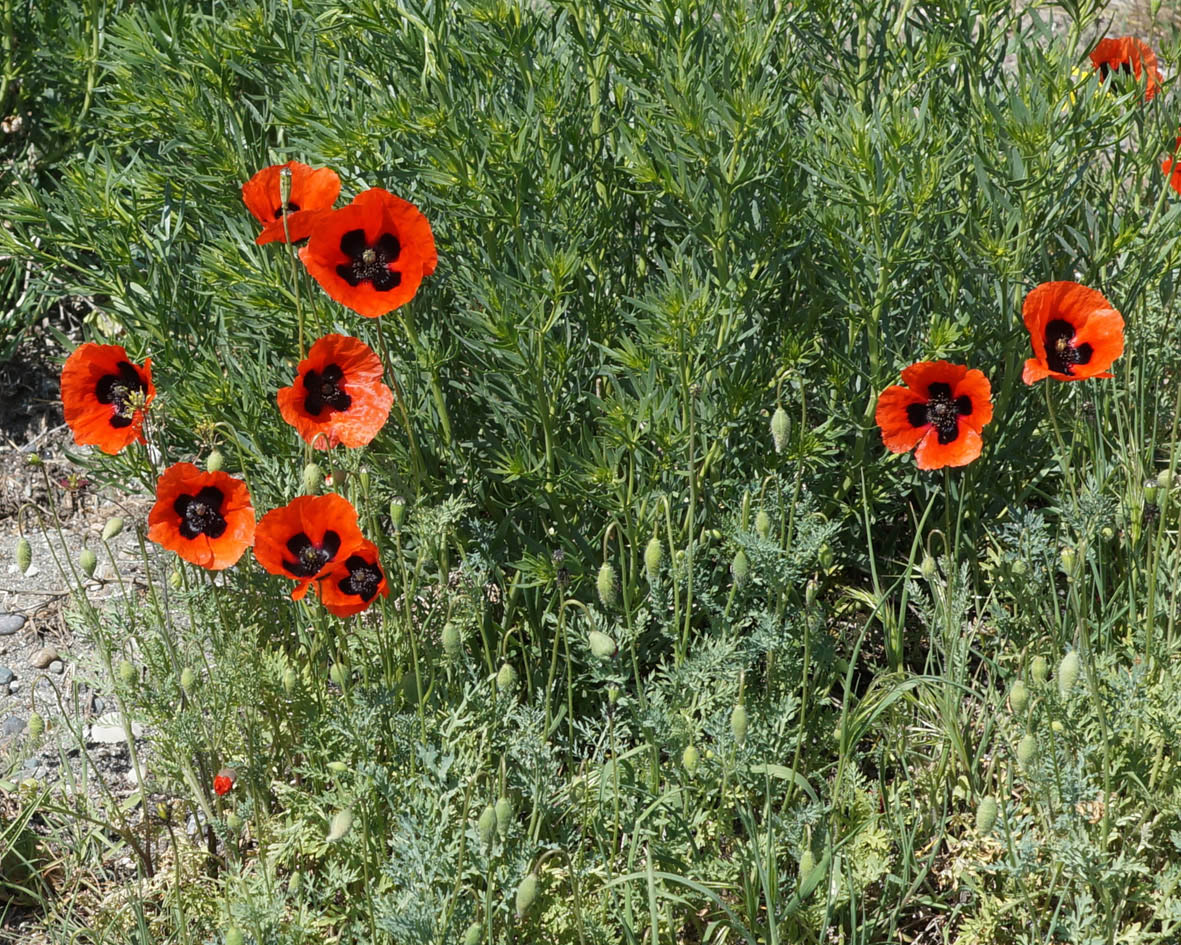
2;716;25;737
86;713;144;744
8;681;20;694
48;660;63;675
92;696;105;714
0;666;13;686
28;646;58;669
0;614;25;636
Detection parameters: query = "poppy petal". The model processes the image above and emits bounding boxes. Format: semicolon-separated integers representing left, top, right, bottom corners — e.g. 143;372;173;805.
875;385;927;454
950;369;994;433
914;425;983;470
253;494;366;591
318;539;389;617
242;162;341;243
60;344;155;454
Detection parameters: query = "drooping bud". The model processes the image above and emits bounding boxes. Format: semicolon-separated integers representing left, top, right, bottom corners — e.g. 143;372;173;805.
329;662;347;687
390;496;406;531
1017;733;1037;768
1031;656;1049;684
730;550;750;587
805;578;819;608
1059;547;1076;574
495;796;513;836
1008;680;1029;714
288;871;303;894
180;667;196;692
730;703;748;746
1157;469;1174;491
798;849;816;887
477;804;497;844
1057;651;1080;699
326;808;353;842
754;510;772;539
117;659;136;685
168;569;183;590
205;449;225;473
596;561;617;608
282;667;298;695
226;812;244;834
818;543;834;570
80;547;97;577
225;929;244;945
514;872;539;918
681;744;700;775
25;452;41;466
102;517;124;541
331;467;347;489
771;406;791;453
463;923;482;945
27;712;43;738
301;462;324;496
975;796;998;833
919;555;937;581
16;538;31;573
588;630;617;659
327;761;348;775
644;537;663;581
496;663;518;692
441;622;462;658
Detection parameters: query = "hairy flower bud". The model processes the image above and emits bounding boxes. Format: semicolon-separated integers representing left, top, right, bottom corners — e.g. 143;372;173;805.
169;569;183;590
514;872;539;918
326;808;353;842
80;547;97;577
495;796;513;836
731;703;748;746
226;812;243;834
798;849;816;887
1017;733;1037;768
730;550;750;587
1031;656;1049;685
442;622;462;658
478;804;497;844
588;630;617;659
496;663;518;692
463;923;482;945
117;659;136;686
282;667;298;695
919;555;937;581
301;462;324;496
1009;680;1029;714
682;744;700;775
16;537;31;573
102;517;124;541
180;667;196;692
644;537;663;581
27;712;43;738
1057;651;1080;699
225;929;244;945
975;796;998;833
390;496;406;531
754;510;772;539
205;449;225;473
596;561;617;608
771;406;791;453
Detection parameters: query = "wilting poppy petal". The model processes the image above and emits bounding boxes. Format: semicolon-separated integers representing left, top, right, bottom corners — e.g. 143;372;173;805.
1021;281;1124;384
60;343;156;454
299;188;437;318
148;463;256;570
876;360;992;471
277;334;394;449
242;161;341;245
1089;36;1161;101
1163;136;1181;196
253;494;366;598
318;539;389;617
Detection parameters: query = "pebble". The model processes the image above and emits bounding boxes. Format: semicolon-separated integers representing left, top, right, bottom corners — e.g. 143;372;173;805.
0;666;12;686
8;681;20;694
28;646;58;670
48;660;64;675
87;714;145;744
1;716;25;737
0;614;25;636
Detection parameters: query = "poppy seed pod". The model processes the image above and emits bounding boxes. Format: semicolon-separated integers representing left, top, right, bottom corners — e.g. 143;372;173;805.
102;517;124;541
682;744;700;775
16;538;31;573
771;406;791;453
326;807;353;842
730;550;750;586
1031;656;1049;684
301;462;324;496
1057;651;1081;699
754;510;772;539
205;449;225;473
588;630;617;659
731;703;748;746
596;561;617;608
644;537;663;580
514;872;539;918
477;804;497;844
80;547;97;577
1009;680;1029;714
495;796;513;836
1017;733;1037;768
975;796;998;833
463;923;482;945
496;663;518;692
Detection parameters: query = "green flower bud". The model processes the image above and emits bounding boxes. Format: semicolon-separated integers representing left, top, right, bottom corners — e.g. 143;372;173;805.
514;872;539;918
477;804;497;844
1010;558;1028;577
798;849;816;887
975;796;998;833
596;561;617;608
1059;547;1076;574
205;449;225;473
287;870;303;895
606;685;620;704
358;468;370;491
329;663;347;687
326;808;353;842
463;923;482;945
771;406;791;453
496;663;518;692
442;622;462;658
168;569;183;590
919;555;937;581
588;630;617;659
1031;656;1049;685
730;550;750;586
327;761;348;775
282;667;298;695
1101;526;1115;540
730;703;748;746
27;712;43;738
644;537;663;581
180;667;196;692
25;452;41;466
390;496;406;531
1017;733;1037;768
225;928;244;945
1009;680;1029;714
1144;479;1160;505
805;578;819;608
226;812;243;834
1157;469;1174;490
754;510;772;539
818;543;834;570
117;659;136;685
495;796;513;836
16;538;31;573
1057;651;1080;699
80;547;97;577
331;467;347;489
682;744;700;775
301;462;324;496
102;517;125;541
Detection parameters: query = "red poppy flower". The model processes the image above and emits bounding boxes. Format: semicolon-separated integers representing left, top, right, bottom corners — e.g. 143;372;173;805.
299;187;437;318
148;463;256;570
253;494;365;600
1163;136;1181;196
60;343;155;454
1021;282;1125;384
277;334;393;450
1089;37;1161;101
242;161;341;245
318;539;389;617
876;361;993;470
213;767;236;796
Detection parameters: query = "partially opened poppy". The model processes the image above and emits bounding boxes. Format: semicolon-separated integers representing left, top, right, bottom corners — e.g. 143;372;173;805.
1021;282;1125;384
242;161;341;245
1089;37;1161;101
277;334;394;449
149;463;256;570
60;343;156;454
319;539;389;617
299;187;437;318
213;767;236;796
876;361;993;470
1163;135;1181;196
253;494;365;600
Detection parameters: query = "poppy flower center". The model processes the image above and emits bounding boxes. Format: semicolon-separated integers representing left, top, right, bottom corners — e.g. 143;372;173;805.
1097;61;1135;80
282;530;342;578
302;364;352;417
94;361;147;429
273;201;301;218
1044;319;1093;375
905;382;973;445
339;555;382;602
173;487;228;540
336;229;402;291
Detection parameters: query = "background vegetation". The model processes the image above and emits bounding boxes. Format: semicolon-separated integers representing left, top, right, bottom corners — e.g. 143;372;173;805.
5;0;1181;941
